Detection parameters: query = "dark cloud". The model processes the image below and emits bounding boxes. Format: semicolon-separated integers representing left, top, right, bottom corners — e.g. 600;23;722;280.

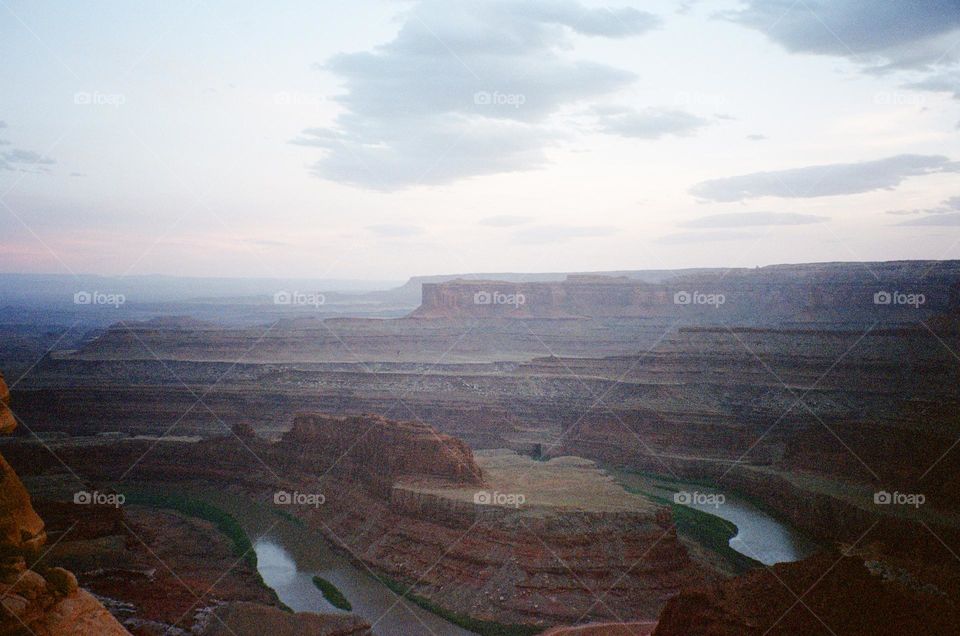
479;215;533;227
513;224;618;243
723;2;960;72
690;154;960;202
593;106;709;139
680;211;827;228
725;2;960;106
903;71;960;98
366;224;424;237
295;0;658;190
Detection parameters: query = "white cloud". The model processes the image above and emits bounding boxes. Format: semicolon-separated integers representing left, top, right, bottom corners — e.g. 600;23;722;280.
690;155;960;202
680;212;827;228
294;0;659;190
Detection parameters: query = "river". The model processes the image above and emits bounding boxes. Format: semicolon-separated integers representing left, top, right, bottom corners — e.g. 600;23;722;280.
617;472;820;566
235;499;476;636
681;490;820;565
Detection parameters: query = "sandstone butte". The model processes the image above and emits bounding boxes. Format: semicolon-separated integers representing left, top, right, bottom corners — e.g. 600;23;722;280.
0;371;129;636
268;414;708;628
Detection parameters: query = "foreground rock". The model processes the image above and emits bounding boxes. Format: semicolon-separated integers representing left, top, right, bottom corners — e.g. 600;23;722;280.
202;602;371;636
653;552;960;635
0;371;129;635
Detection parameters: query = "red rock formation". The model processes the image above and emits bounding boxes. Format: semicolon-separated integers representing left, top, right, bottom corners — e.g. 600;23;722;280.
0;371;130;636
653;552;960;636
281;412;483;486
202;602;371;636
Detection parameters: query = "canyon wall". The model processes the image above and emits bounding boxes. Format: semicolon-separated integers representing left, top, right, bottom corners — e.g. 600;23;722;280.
0;372;130;636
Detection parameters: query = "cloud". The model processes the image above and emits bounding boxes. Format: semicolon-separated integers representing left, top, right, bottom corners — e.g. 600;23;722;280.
593;106;709;139
723;2;960;73
366;224;424;237
690;154;960;202
903;71;960;98
0;122;56;173
655;230;760;244
1;148;56;173
746;133;767;141
897;213;960;226
513;224;618;243
886;194;960;216
295;0;658;190
679;211;827;228
724;2;960;105
479;214;533;227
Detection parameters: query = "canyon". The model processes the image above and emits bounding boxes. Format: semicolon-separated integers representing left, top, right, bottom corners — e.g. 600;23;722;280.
1;261;959;633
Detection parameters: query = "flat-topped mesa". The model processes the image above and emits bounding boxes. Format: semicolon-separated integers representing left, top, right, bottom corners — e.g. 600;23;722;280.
411;276;670;319
281;413;483;486
410;264;960;322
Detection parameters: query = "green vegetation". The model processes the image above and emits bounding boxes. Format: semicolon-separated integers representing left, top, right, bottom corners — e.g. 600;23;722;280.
375;574;541;636
613;473;763;573
125;491;256;566
124;489;292;611
274;508;306;527
312;576;352;611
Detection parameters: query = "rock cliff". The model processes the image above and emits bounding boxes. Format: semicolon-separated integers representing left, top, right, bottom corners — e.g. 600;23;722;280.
653;552;960;635
0;371;129;636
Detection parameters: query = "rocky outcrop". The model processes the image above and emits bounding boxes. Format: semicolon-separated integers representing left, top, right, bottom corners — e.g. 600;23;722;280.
653;552;960;635
542;622;657;636
280;413;483;486
201;602;371;636
0;372;130;636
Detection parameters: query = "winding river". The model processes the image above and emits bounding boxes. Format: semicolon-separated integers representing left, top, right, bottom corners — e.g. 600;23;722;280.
620;473;820;566
235;500;475;636
190;474;815;635
681;489;820;565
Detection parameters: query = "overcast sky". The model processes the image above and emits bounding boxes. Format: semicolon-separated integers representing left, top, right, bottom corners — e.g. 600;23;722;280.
1;0;959;279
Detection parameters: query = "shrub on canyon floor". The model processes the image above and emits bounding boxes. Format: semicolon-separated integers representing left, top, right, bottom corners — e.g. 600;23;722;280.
312;576;352;611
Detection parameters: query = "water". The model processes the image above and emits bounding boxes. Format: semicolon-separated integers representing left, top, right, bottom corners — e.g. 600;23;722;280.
238;504;476;636
680;490;820;565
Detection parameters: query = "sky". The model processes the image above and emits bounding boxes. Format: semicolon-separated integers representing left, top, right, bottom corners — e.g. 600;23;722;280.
1;0;959;280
